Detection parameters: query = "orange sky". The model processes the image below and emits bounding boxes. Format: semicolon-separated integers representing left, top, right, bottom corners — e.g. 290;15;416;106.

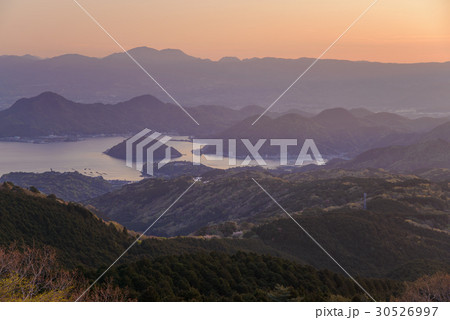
1;0;449;62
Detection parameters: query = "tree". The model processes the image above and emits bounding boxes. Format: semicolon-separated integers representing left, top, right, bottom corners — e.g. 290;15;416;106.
29;186;39;193
395;273;450;302
0;244;132;302
267;284;297;302
0;243;73;301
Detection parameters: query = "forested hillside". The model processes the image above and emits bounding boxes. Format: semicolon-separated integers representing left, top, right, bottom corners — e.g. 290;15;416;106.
106;252;402;302
0;182;415;302
88;169;449;236
250;204;450;279
0;182;131;268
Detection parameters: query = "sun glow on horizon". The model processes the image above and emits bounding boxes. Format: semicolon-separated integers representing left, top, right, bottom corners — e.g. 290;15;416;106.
1;0;449;63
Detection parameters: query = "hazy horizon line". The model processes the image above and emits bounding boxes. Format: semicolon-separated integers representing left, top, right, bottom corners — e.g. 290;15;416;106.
6;90;450;120
2;46;449;65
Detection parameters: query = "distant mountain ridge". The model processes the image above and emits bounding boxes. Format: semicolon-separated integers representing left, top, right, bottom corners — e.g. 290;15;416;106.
420;121;450;142
328;140;450;173
2;92;447;161
0;92;266;137
1;47;449;116
203;108;447;158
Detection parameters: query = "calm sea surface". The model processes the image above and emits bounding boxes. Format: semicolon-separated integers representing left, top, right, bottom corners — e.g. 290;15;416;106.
0;136;281;181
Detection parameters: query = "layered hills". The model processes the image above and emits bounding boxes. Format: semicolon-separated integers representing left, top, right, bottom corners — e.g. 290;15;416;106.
328;140;450;173
0;182;408;301
84;168;449;280
1;92;447;162
1;47;449;117
0;171;127;202
0;92;266;137
202;108;447;158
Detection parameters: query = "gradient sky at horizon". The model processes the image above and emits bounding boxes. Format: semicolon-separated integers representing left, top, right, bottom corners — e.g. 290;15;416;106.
1;0;449;62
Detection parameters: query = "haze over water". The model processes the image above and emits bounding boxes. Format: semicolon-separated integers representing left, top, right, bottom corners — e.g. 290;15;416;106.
0;137;283;181
0;137;142;181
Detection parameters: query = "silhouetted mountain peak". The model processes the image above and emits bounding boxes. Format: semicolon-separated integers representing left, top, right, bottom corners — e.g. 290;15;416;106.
159;48;190;56
6;92;72;115
121;94;165;106
219;57;241;63
46;54;98;65
0;92;263;138
35;91;67;100
314;108;357;124
2;49;450;114
21;54;40;60
127;46;159;54
116;47;197;61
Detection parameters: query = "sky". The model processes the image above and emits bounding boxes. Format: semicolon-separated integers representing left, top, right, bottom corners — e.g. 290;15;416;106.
1;0;449;62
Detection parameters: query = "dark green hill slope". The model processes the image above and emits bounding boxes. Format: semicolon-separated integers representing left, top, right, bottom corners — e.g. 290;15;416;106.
0;182;302;268
0;182;131;268
251;205;450;279
0;181;445;300
107;252;402;301
87;170;449;280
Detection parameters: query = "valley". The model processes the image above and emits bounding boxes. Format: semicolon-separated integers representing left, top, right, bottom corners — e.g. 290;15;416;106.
0;52;448;303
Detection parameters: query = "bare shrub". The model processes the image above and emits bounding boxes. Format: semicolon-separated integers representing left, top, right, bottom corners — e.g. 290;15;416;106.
395;273;450;302
0;244;132;302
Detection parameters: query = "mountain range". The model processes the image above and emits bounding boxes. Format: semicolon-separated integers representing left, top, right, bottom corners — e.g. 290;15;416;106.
0;92;266;137
2;172;449;282
1;48;449;302
203;108;449;158
1;47;449;116
87;168;449;236
1;92;448;161
1;181;411;301
328;140;450;173
83;168;450;280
